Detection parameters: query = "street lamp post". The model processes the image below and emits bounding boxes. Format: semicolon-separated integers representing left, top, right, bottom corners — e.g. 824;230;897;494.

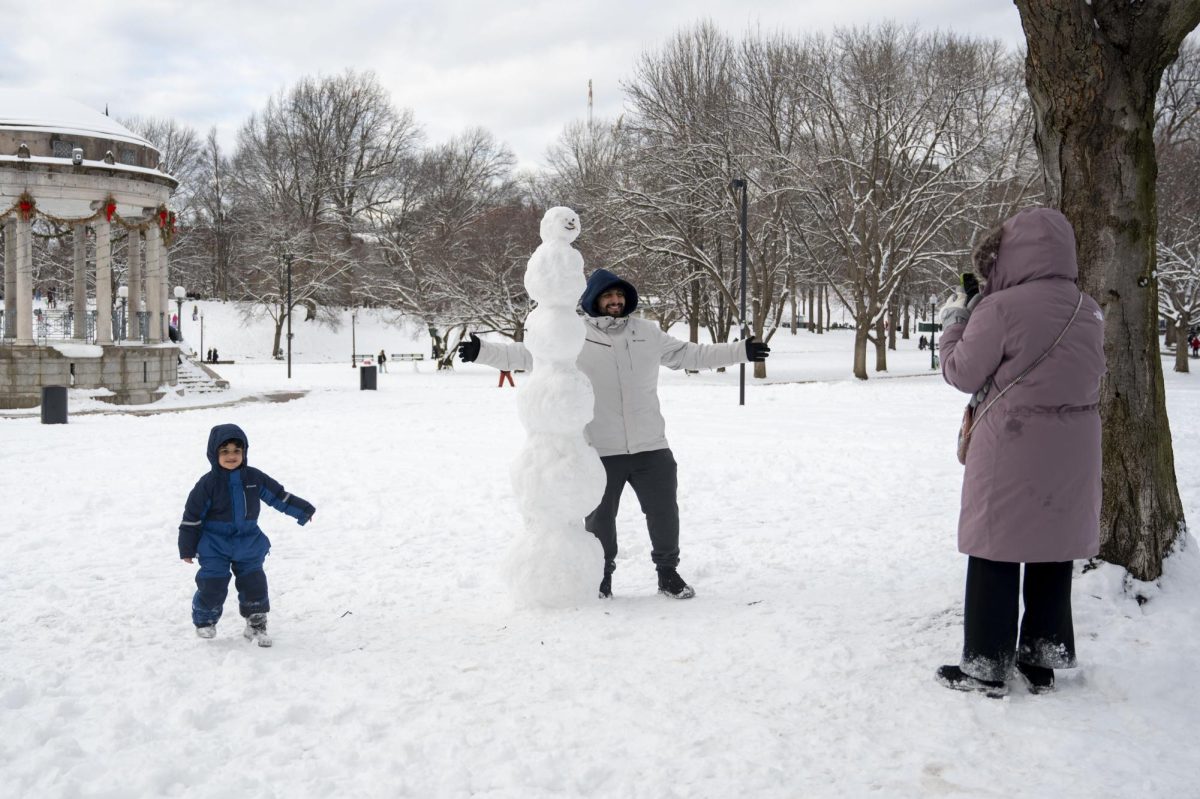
286;254;293;379
199;311;205;363
730;177;749;406
929;294;939;370
351;308;357;368
174;286;185;341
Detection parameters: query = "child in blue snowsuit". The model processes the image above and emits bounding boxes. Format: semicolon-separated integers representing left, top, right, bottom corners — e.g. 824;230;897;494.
178;423;315;646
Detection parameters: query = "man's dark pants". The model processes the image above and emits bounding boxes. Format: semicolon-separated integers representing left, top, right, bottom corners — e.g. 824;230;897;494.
585;448;680;569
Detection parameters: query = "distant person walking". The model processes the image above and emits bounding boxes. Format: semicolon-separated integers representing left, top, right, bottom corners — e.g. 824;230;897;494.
934;208;1105;697
378;350;388;373
497;370;514;387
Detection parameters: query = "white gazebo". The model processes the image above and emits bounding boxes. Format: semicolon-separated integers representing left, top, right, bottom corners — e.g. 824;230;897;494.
0;90;180;408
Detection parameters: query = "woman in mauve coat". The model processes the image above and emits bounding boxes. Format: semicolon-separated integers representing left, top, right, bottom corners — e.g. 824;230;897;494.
934;207;1106;697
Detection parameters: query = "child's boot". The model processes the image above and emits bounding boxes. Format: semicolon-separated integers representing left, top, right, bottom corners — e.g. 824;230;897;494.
196;624;217;639
243;612;272;647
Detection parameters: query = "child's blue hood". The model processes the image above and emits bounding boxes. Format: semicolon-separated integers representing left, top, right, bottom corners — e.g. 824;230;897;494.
580;269;639;318
207;423;249;469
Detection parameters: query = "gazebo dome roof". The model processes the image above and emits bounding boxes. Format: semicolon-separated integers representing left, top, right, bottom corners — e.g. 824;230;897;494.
0;89;155;150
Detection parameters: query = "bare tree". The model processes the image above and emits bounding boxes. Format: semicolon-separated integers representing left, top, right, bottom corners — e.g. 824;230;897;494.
120;115;208;301
188;128;235;298
372;128;519;366
783;26;1036;378
1156;37;1200;373
1015;0;1200;580
619;22;753;365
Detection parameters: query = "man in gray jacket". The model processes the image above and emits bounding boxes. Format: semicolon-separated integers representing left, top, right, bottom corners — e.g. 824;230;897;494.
458;268;770;600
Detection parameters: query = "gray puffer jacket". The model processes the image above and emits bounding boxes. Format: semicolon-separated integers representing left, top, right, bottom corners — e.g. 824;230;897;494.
475;316;746;456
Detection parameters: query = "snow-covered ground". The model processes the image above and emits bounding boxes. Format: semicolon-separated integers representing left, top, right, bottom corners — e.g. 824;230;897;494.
1;303;1198;798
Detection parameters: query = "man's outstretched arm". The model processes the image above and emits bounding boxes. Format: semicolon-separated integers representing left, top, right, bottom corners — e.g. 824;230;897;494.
459;333;533;372
658;328;770;371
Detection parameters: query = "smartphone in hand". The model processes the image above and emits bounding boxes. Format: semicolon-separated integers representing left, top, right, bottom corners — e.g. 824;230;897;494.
961;272;980;301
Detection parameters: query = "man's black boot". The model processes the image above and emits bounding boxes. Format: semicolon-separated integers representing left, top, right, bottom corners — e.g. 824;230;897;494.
599;560;616;599
657;567;695;599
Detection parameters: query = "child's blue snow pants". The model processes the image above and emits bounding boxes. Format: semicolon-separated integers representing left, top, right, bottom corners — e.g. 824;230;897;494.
191;529;271;627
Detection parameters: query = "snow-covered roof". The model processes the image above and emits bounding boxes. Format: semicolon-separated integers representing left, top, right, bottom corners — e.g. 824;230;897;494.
0;90;155;150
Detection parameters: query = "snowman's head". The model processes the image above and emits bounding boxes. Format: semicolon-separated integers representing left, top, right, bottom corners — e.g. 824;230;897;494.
540;206;581;244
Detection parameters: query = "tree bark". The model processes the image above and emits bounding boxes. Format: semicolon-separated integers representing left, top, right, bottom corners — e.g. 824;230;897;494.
853;323;869;380
1175;323;1190;373
874;317;887;372
887;298;898;351
816;284;824;333
789;272;798;335
1016;0;1200;580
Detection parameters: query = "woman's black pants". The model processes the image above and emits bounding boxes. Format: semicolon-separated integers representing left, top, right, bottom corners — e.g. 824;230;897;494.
960;556;1077;682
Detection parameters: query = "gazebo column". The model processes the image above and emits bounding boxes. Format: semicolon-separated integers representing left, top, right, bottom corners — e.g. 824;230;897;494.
127;229;142;340
14;213;33;345
160;237;170;340
94;220;113;345
145;228;161;343
3;219;15;338
72;224;87;340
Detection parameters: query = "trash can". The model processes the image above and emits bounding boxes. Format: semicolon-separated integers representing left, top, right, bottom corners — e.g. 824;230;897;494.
41;385;68;424
360;365;377;391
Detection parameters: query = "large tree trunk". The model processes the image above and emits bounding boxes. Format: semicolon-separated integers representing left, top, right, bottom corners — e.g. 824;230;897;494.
1016;0;1199;580
1176;323;1190;373
887;299;898;351
853;323;869;380
789;272;798;335
874;317;887;372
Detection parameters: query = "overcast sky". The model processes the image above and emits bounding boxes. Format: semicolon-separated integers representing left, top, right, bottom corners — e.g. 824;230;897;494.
1;1;1026;171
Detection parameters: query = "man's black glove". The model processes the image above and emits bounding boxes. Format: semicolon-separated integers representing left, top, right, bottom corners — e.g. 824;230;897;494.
745;337;770;362
457;333;481;362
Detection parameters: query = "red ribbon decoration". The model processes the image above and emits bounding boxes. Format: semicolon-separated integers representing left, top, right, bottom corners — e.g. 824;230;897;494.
105;201;117;222
17;193;35;221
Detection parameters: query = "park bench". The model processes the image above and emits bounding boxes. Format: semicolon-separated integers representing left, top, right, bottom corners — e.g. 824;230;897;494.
390;352;425;371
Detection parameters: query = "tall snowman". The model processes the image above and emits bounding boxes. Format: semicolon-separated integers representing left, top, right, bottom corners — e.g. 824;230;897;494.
505;207;605;608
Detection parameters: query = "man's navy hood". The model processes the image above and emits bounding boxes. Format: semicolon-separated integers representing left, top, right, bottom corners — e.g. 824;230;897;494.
207;423;248;470
580;269;639;318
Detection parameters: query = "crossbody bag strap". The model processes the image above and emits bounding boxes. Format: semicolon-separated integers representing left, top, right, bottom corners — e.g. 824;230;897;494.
969;291;1084;432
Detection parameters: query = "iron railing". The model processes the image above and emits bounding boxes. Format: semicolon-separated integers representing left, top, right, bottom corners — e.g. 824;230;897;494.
0;309;151;344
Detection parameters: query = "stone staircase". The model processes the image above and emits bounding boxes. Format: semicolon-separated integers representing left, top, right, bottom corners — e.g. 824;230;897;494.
177;357;229;394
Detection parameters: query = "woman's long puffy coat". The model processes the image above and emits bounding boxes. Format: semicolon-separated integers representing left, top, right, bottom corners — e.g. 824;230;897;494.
940;208;1106;563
